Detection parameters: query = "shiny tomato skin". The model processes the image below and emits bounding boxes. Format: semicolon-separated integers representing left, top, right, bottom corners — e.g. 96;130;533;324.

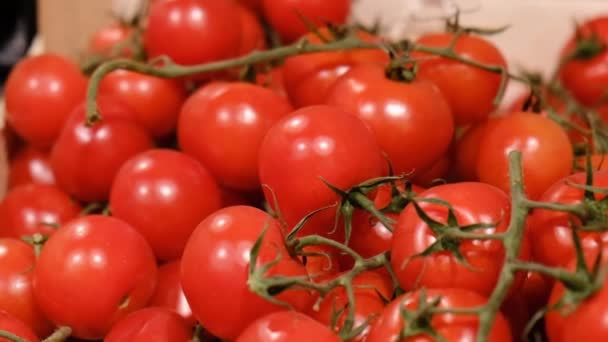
8;146;55;189
0;310;40;342
98;70;187;138
109;149;221;261
148;259;194;327
0;184;81;238
88;22;133;57
282;29;389;108
237;4;266;56
0;238;53;337
326;63;454;175
529;171;608;268
144;0;242;66
391;182;530;297
477;112;573;200
33;215;158;340
4;54;87;148
104;307;192;342
262;0;350;43
236;311;341;342
258;105;385;237
559;17;608;106
178;82;292;191
453;117;501;182
180;206;313;340
412;33;507;125
367;288;512;342
50;96;154;202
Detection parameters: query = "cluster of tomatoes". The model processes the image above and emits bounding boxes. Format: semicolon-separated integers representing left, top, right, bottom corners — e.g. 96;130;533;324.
1;0;608;341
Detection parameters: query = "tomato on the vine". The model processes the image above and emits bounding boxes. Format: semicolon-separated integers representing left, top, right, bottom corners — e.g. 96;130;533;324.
262;0;351;43
104;307;192;342
110;149;222;261
4;54;87;148
33;215;157;340
180;206;313;340
8;146;55;189
0;310;40;342
98;70;187;138
367;288;512;342
0;184;81;239
391;182;530;297
88;22;133;57
476;111;573;200
282;28;389;107
326;63;454;176
50;96;153;202
178;82;292;191
148;259;194;327
0;238;53;337
411;33;507;125
236;4;266;56
236;311;341;342
258;105;385;237
453;116;502;182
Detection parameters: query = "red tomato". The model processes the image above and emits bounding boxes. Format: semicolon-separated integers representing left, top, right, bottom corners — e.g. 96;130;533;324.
453;117;501;181
0;310;40;342
477;112;573;200
98;70;187;138
110;149;221;261
326;63;454;176
367;288;512;342
237;4;266;56
0;238;53;337
282;28;389;107
236;311;341;342
238;0;262;13
33;215;157;340
144;0;242;66
256;66;289;98
148;260;194;327
391;182;530;297
180;206;312;340
258;105;385;237
50;96;153;202
178;82;292;191
412;33;507;125
4;54;87;148
413;153;451;187
575;154;608;171
88;22;133;57
559;16;608;106
262;0;351;43
0;184;81;238
529;171;608;268
8;146;55;189
104;307;191;342
301;244;341;283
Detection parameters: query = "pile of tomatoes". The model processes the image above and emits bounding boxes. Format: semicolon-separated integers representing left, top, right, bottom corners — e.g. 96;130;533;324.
1;0;608;341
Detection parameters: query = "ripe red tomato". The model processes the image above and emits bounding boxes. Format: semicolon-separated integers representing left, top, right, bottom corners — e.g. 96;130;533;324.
0;238;53;337
477;112;573;200
258;105;385;236
0;310;40;342
180;206;313;340
412;33;507;125
301;244;341;283
262;0;351;43
50;96;153;202
0;184;81;238
326;63;454;176
391;182;530;297
237;4;266;56
8;146;55;189
33;215;157;340
98;70;187;138
147;259;194;327
88;22;133;57
282;28;389;107
144;0;242;66
178;82;292;191
236;311;341;342
367;288;512;342
529;171;608;268
4;54;87;148
559;16;608;106
412;154;451;187
104;307;192;342
453;117;501;181
256;66;289;98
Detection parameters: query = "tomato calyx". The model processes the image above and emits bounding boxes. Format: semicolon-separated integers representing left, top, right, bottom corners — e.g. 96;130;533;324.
397;289;446;341
21;233;49;257
566;28;606;62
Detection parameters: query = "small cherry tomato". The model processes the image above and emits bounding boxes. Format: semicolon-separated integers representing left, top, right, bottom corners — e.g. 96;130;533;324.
453;117;501;181
236;311;341;342
104;307;192;342
148;259;194;327
8;146;55;189
88;22;133;57
237;4;266;56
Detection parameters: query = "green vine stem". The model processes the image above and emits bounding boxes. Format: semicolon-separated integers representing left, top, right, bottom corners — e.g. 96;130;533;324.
42;327;72;342
0;331;26;342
